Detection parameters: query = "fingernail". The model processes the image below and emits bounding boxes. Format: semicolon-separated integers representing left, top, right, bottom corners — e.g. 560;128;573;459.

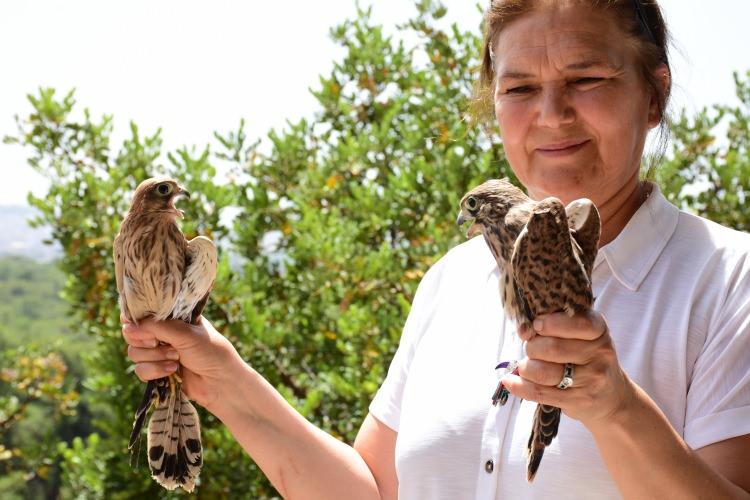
533;318;543;332
166;349;179;360
165;362;178;372
148;339;158;348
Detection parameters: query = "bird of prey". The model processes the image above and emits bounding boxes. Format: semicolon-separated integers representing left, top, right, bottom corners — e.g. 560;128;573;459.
456;178;600;482
114;177;217;492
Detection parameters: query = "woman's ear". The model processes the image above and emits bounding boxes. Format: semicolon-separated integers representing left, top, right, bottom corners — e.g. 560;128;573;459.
648;63;671;128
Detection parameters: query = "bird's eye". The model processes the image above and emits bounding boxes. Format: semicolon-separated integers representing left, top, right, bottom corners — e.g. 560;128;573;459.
157;183;173;196
466;196;478;211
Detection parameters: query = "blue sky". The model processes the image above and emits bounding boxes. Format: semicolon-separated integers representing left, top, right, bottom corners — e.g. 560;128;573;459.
1;0;748;206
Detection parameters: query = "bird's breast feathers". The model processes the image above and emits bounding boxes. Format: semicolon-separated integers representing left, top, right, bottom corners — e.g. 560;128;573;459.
119;219;189;321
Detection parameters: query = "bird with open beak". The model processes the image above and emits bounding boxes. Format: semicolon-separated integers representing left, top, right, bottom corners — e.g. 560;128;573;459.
114;177;218;491
457;178;600;482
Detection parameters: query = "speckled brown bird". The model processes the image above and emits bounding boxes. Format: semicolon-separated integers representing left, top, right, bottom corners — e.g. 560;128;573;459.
457;178;600;482
114;177;217;492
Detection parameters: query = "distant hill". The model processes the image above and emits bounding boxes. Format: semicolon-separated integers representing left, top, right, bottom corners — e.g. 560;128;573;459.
0;204;61;262
0;254;91;359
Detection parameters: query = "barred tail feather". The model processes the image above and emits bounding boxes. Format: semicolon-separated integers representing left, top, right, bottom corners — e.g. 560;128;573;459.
147;379;202;492
129;377;169;450
129;380;156;450
525;403;561;482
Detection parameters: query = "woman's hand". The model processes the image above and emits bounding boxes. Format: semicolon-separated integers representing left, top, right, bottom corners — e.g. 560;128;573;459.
122;314;243;412
501;310;636;427
123;316;384;499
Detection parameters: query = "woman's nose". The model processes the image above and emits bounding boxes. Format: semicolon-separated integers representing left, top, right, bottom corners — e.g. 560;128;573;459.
537;86;575;128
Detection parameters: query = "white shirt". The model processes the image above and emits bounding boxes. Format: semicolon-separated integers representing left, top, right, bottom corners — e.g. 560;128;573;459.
369;185;750;499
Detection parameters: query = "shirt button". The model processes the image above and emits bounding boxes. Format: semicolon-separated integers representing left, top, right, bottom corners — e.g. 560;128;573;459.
485;459;494;473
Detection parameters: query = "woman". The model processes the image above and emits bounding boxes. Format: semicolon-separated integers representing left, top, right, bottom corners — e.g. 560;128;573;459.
122;1;750;498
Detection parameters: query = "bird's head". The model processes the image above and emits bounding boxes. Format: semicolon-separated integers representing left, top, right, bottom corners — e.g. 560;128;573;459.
456;178;528;238
130;177;191;219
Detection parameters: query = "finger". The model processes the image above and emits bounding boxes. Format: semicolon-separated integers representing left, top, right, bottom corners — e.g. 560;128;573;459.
518;323;535;341
525;336;604;364
133;361;179;382
533;310;607;341
139;318;204;350
128;345;180;363
122;323;159;348
502;373;579;407
517;358;569;387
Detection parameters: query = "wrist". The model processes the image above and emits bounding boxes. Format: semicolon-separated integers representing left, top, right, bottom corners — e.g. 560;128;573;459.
585;375;641;436
205;355;255;421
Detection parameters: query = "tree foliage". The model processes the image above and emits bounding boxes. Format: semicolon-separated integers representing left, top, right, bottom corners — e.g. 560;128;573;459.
0;344;80;498
4;3;504;497
654;70;750;229
2;0;748;496
0;256;94;498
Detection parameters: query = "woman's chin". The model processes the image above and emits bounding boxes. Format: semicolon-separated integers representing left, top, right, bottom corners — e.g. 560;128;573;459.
526;174;594;204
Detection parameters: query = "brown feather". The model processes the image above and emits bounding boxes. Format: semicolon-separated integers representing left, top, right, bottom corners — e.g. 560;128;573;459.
114;177;216;492
458;179;600;482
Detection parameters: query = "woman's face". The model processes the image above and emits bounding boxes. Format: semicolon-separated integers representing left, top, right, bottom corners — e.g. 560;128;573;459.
493;5;662;206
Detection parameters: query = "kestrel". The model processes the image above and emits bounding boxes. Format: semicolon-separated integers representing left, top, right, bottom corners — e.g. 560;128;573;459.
457;178;600;482
114;177;217;492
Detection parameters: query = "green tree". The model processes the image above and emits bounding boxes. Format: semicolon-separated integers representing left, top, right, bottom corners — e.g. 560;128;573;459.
654;70;750;230
0;255;95;498
5;3;503;497
4;0;748;496
0;344;79;498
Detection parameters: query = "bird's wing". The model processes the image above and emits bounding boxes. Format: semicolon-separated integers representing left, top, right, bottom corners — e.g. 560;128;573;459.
511;197;593;318
564;198;601;277
113;233;133;323
170;236;218;324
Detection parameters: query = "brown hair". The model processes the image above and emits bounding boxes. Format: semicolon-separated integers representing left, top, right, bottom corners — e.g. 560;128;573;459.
471;0;672;168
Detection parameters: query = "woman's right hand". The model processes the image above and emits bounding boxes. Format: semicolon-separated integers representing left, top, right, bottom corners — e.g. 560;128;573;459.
123;313;390;500
122;314;243;412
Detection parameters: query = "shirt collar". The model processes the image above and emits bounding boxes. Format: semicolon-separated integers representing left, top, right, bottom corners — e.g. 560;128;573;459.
594;182;679;291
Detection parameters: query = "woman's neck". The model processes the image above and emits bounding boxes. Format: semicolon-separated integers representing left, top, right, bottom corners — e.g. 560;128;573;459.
597;173;650;247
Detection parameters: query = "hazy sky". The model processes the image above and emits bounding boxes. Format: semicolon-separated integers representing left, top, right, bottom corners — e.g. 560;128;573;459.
1;0;748;206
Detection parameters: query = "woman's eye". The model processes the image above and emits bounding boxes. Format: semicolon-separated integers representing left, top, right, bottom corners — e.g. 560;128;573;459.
572;77;603;86
505;86;533;95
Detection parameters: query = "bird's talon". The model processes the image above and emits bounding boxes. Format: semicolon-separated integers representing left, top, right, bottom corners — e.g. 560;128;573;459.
492;381;510;406
491;360;518;406
499;389;509;406
168;373;181;398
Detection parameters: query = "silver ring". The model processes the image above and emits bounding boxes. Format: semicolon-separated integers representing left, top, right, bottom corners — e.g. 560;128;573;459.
556;363;574;390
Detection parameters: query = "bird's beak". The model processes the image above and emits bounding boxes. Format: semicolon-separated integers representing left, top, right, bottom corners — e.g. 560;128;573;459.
170;187;190;218
456;210;482;238
456;212;469;226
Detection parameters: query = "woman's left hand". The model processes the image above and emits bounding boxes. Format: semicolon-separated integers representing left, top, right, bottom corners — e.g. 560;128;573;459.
501;310;636;428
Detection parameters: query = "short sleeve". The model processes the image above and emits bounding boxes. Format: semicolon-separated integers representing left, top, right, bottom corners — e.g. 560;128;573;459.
368;258;446;432
684;251;750;449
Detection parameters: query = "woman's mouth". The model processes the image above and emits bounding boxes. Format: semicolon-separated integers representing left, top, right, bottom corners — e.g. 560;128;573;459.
536;139;590;157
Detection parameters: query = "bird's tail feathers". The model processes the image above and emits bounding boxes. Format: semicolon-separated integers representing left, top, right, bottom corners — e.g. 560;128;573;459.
524;403;561;482
526;445;545;483
129;378;167;450
146;377;202;492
